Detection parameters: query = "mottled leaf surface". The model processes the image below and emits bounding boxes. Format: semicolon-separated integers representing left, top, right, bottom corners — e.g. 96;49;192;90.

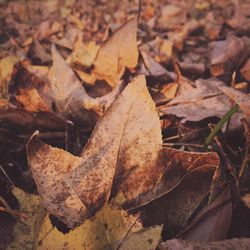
7;187;46;250
27;75;162;227
35;205;142;250
138;148;219;234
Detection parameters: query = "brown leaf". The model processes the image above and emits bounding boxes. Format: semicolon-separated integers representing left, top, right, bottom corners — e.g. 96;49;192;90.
157;4;187;30
92;18;138;88
158;238;250;250
136;148;218;234
27;39;51;65
16;88;50;112
240;58;250;81
139;50;176;81
0;107;67;131
219;86;250;118
49;45;100;125
158;78;231;122
210;36;250;77
241;194;250;208
27;75;162;228
178;185;232;242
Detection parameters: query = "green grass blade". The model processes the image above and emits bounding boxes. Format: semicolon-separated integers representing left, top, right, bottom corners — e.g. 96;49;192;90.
203;104;239;149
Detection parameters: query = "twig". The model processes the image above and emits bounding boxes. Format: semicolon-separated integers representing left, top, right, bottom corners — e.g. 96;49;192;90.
0;165;14;185
239;119;250;179
163;142;203;148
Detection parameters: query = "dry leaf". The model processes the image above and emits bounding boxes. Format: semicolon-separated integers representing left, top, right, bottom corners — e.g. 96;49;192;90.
0;56;19;97
27;39;51;65
139;50;176;81
161;83;178;100
219;86;250;118
49;45;100;125
240;58;250;81
92;18;138;88
0;107;67;131
241;194;250;208
35;205;142;250
16;88;50;112
157;4;187;30
68;37;100;68
210;36;250;77
119;225;162;250
27;75;162;228
178;185;232;242
138;148;218;234
7;187;46;250
158;238;250;250
158;78;232;122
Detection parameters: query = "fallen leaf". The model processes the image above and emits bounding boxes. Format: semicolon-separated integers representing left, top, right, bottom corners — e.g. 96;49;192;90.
0;107;67;131
16;88;50;112
240;58;250;81
241;194;250;209
158;238;250;250
178;185;232;242
0;56;19;97
27;75;163;227
210;36;250;77
119;225;162;250
161;83;178;100
7;187;46;250
157;4;187;30
35;204;142;250
49;45;100;125
137;148;218;234
92;18;138;88
139;50;176;81
158;78;232;122
67;36;100;68
219;86;250;118
27;39;51;65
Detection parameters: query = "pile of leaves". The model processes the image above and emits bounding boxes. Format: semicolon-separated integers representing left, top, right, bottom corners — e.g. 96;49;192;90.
0;0;250;249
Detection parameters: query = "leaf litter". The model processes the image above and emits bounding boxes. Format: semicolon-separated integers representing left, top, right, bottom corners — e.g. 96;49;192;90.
1;0;250;249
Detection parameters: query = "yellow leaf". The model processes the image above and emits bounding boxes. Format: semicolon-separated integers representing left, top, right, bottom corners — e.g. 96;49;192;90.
36;205;142;250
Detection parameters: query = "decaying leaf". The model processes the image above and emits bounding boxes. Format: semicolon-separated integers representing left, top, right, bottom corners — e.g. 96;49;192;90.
49;45;99;125
241;194;250;208
16;88;50;112
0;56;19;97
119;225;163;250
158;238;250;250
0;107;67;131
27;75;162;228
138;148;219;234
219;86;250;118
157;4;187;30
67;37;100;68
158;78;231;122
7;187;46;250
210;36;250;77
178;185;232;242
92;18;138;88
240;58;250;81
139;50;176;81
35;204;142;250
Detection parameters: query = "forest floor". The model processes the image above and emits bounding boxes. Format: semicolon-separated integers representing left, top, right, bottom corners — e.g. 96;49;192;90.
0;0;250;249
